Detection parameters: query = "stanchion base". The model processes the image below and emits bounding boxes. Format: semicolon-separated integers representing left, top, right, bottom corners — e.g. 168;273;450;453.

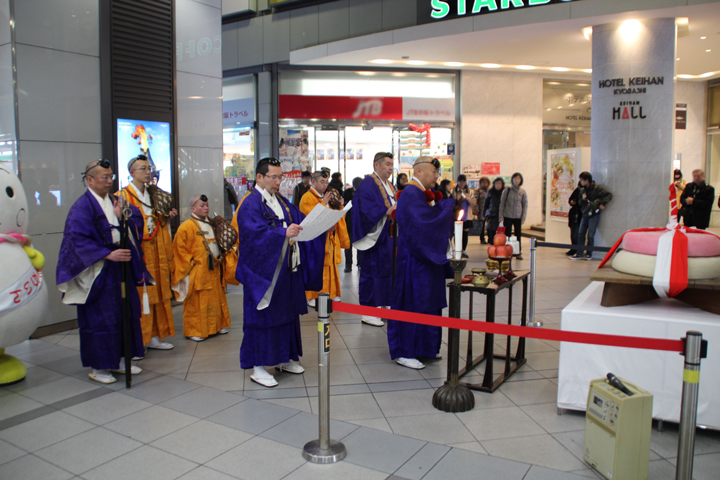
529;319;544;328
432;383;475;412
302;440;347;464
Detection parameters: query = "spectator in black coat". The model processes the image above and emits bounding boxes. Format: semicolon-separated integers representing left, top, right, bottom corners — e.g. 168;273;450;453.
343;177;362;272
566;182;582;256
483;177;505;245
292;171;312;207
681;169;715;230
328;172;344;194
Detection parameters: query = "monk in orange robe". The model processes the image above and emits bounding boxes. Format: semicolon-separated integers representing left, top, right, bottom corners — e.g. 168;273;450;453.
117;155;176;350
299;171;350;304
172;194;235;341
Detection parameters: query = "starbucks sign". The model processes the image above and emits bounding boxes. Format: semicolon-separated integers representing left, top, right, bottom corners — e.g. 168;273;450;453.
418;0;579;24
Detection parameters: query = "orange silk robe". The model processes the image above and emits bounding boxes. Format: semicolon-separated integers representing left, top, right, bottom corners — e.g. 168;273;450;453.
299;189;350;300
171;217;232;338
117;185;175;345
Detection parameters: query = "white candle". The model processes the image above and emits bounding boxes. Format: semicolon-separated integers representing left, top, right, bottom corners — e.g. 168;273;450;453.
454;220;463;260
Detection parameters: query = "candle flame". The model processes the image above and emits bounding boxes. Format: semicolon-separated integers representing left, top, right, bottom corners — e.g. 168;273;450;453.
457;210;464;221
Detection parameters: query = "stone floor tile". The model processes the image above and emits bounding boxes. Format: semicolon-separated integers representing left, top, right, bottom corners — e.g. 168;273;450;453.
176;466;239;480
341;426;426;474
498;378;559;406
308;393;382;421
0;391;44;421
261;411;358;449
521;403;587;434
423;447;529;480
137;355;194;375
62;391;153;425
188;354;243;373
357;363;424;384
447;442;487;454
481;433;586;471
393;442;450;480
0;411;94;452
4;366;66;393
185;372;244;391
373;389;439;418
285;461;388;480
456;406;544;442
347;417;394;433
160;386;245;418
262;397;312;413
205;398;299;435
120;374;202;404
0;438;26;465
193;340;243;356
150;420;252;464
35;427;142;475
0;454;74;480
523;465;602;479
17;377;100;405
387;413;475;445
82;445;197;480
205;437;306;480
104;405;198;444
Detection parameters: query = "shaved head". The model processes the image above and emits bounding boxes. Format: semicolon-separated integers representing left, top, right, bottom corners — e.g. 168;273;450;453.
189;194;201;209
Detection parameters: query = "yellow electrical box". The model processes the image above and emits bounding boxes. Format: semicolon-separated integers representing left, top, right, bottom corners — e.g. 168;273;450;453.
584;376;653;480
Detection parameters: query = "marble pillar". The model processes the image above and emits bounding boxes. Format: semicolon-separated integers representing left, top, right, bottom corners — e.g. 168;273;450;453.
591;18;676;247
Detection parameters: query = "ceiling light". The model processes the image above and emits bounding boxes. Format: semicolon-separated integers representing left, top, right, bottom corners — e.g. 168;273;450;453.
392;72;407;77
557;106;563;109
426;74;440;78
516;65;535;70
701;36;707;40
407;60;427;65
619;19;642;43
547;108;552;111
706;49;712;53
582;27;593;40
576;83;589;86
677;74;694;79
370;59;393;64
569;104;575;107
677;58;680;61
480;63;500;68
551;67;569;72
445;62;464;67
357;72;376;76
546;81;561;85
700;72;715;78
584;69;592;73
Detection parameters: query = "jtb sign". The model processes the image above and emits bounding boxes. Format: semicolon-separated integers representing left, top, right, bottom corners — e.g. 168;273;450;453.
419;0;577;24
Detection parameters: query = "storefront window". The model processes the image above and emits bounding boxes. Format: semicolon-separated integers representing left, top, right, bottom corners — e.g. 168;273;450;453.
223;74;256;200
278;69;457;200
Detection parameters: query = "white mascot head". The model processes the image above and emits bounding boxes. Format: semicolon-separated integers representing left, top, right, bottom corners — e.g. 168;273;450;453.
0;164;48;384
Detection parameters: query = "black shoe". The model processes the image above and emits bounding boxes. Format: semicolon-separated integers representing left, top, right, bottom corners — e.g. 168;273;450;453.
569;254;583;260
480;240;487;245
584;254;593;261
461;252;469;259
344;266;352;272
565;250;576;256
516;255;523;260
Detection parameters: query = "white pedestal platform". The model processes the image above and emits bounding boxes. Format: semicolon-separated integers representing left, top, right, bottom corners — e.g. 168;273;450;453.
558;282;720;429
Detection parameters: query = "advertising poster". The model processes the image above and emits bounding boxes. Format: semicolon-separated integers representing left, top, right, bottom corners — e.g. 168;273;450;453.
462;164;482;176
549;152;576;219
280;170;302;198
279;128;310;174
481;162;500;176
117;119;172;194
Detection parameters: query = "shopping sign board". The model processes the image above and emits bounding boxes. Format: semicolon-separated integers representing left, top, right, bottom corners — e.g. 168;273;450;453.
419;0;578;24
279;95;455;122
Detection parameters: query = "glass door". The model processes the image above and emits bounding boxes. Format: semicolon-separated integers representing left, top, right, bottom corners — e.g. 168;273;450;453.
395;126;455;184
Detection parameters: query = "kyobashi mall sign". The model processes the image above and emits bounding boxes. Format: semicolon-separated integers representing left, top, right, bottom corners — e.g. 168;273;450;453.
420;0;579;23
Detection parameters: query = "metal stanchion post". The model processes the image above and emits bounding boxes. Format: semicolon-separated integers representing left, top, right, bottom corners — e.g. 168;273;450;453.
676;331;706;480
303;293;347;464
432;259;475;413
528;238;543;328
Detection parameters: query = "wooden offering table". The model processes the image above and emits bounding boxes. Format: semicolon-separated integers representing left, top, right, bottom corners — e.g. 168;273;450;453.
590;266;720;315
449;270;530;393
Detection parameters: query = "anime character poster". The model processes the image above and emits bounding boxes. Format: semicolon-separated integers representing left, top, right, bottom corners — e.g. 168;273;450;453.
549;152;576;219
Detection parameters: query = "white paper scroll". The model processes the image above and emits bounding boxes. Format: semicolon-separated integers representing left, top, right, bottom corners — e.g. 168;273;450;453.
295;201;352;242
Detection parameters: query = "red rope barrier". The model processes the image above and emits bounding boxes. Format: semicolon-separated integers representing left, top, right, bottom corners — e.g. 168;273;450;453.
333;302;685;353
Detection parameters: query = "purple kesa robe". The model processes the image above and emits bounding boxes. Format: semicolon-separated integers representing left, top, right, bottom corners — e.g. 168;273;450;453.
56;190;147;370
236;189;325;369
351;173;395;307
389;183;455;359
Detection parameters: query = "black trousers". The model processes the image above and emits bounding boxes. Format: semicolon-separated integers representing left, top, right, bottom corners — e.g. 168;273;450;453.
504;217;522;253
569;222;579;254
345;247;354;268
462;220;473;251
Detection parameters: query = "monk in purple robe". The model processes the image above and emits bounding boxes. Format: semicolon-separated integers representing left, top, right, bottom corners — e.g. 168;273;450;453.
236;158;325;388
57;160;147;384
390;157;455;370
351;152;396;327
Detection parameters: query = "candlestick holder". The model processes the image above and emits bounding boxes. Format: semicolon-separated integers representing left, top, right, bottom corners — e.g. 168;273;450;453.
432;258;475;413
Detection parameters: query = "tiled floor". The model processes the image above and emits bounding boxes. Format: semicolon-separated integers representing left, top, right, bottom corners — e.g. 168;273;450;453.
2;240;720;479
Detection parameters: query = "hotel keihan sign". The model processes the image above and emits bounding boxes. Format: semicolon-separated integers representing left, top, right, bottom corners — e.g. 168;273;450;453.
598;76;665;121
